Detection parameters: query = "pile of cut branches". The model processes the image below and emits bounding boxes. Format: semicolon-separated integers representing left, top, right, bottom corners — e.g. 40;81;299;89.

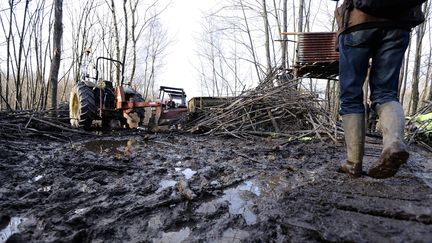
0;104;91;142
186;81;341;141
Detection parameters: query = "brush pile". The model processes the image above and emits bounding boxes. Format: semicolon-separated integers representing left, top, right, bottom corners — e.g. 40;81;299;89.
0;103;90;142
186;81;340;141
406;101;432;150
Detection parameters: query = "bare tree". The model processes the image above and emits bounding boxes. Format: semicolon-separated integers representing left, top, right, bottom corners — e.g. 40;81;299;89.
0;0;49;110
0;0;16;110
420;17;432;107
262;0;271;75
298;0;304;33
196;14;247;97
14;0;30;109
122;0;128;80
239;0;263;83
68;0;99;83
429;22;432;101
0;0;171;111
138;18;169;100
128;0;167;85
281;0;288;69
48;0;63;114
400;36;412;107
128;0;141;83
30;0;47;110
410;2;429;115
108;0;121;84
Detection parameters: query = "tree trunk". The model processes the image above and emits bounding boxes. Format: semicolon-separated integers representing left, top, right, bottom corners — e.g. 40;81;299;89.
325;79;331;111
14;0;31;110
110;0;121;85
400;36;412;107
129;0;139;84
429;29;432;102
282;0;288;69
429;74;432;101
239;0;262;83
331;0;339;31
295;0;304;87
298;0;304;33
333;80;340;121
421;40;432;106
4;0;14;109
48;0;63;115
410;17;427;114
122;0;128;85
262;0;272;75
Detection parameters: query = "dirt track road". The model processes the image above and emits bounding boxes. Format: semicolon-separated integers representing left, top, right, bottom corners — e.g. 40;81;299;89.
1;131;431;242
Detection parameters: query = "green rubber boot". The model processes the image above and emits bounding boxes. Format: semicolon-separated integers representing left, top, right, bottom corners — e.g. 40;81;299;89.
340;113;365;177
368;101;409;179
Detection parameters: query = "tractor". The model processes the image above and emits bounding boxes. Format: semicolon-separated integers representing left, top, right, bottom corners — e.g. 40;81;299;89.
153;86;188;127
69;50;187;130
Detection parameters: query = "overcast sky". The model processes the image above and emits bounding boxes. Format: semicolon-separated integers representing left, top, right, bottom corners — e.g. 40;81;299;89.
159;0;218;98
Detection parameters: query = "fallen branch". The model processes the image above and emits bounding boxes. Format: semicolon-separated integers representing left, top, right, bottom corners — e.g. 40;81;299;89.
31;117;91;135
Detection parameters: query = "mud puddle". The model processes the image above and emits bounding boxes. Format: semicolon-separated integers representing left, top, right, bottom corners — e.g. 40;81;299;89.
181;168;197;179
197;180;260;225
197;175;292;226
156;179;177;193
153;227;191;243
415;172;432;188
0;216;27;242
79;138;137;155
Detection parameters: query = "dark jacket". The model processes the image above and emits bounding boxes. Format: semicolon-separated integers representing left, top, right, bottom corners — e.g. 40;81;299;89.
335;0;425;35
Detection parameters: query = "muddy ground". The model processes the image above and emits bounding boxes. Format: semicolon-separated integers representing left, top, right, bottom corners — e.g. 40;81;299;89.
1;130;431;242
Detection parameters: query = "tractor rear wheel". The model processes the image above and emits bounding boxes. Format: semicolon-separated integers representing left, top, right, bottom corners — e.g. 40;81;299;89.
69;84;97;130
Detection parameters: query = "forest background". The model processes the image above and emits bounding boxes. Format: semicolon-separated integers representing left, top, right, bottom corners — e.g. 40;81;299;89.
0;0;431;118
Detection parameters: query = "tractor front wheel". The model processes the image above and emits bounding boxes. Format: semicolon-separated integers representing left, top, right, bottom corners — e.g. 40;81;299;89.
69;84;97;130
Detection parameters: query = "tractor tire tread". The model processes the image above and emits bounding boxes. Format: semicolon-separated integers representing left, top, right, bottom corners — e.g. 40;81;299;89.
70;84;97;130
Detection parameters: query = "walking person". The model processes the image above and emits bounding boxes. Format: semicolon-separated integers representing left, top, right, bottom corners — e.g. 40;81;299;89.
333;0;426;178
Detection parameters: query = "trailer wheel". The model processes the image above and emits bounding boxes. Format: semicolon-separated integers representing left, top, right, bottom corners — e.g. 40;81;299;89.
69;84;97;130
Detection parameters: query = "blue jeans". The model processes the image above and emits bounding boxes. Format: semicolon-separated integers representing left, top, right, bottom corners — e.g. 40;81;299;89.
338;28;410;115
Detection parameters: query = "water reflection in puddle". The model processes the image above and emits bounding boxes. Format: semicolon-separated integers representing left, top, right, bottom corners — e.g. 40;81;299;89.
37;186;52;192
80;138;136;155
196;176;292;225
197;180;260;225
182;168;196;180
224;195;257;225
74;207;90;215
258;175;290;198
28;175;44;184
153;227;191;243
173;168;197;180
33;175;43;182
238;181;260;196
416;172;432;189
221;228;250;242
156;179;177;193
0;216;27;242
